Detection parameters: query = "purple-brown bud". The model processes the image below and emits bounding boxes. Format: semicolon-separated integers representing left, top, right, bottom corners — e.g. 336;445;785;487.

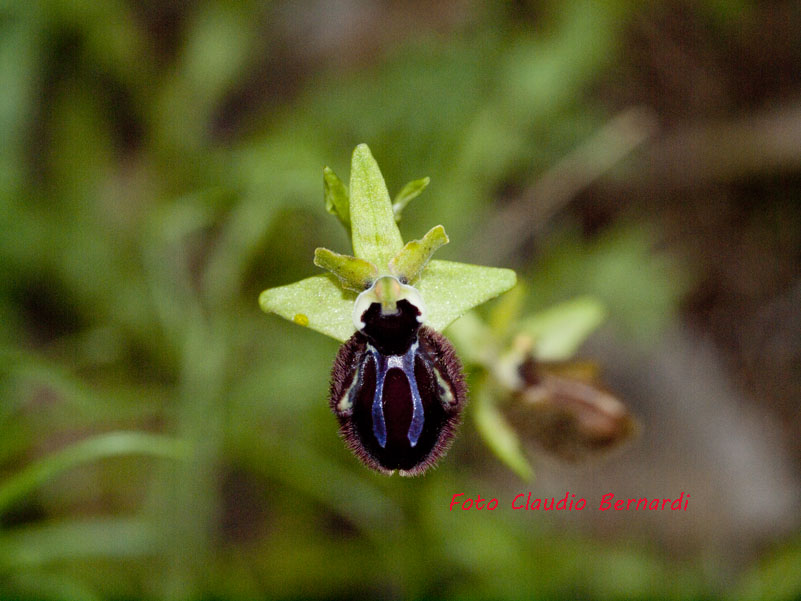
506;357;637;462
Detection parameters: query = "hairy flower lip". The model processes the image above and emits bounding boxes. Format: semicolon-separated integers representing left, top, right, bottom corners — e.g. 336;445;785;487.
330;325;467;476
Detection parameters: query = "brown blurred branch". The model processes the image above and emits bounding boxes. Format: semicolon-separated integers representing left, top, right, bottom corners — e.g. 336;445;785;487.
471;107;659;265
472;101;801;266
634;101;801;187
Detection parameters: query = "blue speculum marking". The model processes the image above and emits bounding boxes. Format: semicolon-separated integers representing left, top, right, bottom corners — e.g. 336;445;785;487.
404;346;424;446
370;344;425;448
371;348;388;448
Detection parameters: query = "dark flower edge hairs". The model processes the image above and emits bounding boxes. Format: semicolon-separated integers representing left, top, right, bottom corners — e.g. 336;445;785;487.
259;144;515;475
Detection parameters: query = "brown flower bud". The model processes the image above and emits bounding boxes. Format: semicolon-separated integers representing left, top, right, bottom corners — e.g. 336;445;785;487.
505;357;638;462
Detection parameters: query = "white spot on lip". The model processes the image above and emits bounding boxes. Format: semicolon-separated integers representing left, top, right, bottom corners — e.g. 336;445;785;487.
337;374;359;414
434;368;456;407
386;355;403;368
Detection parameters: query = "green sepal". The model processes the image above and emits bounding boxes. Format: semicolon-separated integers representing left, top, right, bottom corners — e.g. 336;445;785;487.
389;225;449;284
259;274;356;342
349;144;404;271
313;248;378;292
518;296;607;360
473;376;533;481
416;260;517;332
323;166;350;232
392;176;430;221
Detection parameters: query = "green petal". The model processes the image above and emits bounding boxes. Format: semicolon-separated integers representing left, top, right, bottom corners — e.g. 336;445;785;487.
313;247;377;291
473;378;533;480
323;166;350;231
518;296;607;360
389;225;449;284
349;144;404;270
392;176;430;220
416;260;517;332
259;274;356;342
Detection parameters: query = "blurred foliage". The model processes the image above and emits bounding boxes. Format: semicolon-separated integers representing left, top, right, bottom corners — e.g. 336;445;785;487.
0;1;793;600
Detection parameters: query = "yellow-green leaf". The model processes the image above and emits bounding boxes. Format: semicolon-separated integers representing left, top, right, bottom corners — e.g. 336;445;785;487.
416;260;517;332
348;144;403;270
519;296;606;360
323;166;350;231
473;378;532;480
392;176;429;220
259;274;356;342
389;225;449;284
313;247;377;291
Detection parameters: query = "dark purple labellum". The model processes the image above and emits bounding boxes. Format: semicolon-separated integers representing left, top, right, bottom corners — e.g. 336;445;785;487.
330;298;467;476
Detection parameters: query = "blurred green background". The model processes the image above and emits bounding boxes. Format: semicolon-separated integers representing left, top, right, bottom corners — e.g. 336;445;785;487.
2;1;801;599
